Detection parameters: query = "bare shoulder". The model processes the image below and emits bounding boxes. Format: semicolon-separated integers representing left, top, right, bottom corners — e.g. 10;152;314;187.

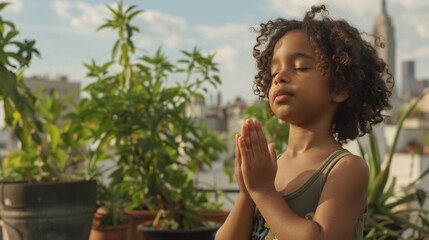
331;153;369;179
326;153;369;194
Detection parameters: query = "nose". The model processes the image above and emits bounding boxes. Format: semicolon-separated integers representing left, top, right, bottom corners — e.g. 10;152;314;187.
272;70;289;85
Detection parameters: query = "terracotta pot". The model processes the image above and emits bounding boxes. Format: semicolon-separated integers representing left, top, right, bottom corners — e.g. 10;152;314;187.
125;210;157;240
92;206;109;228
89;224;129;240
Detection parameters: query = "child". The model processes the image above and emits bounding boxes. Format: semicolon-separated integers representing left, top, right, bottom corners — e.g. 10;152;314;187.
215;4;392;240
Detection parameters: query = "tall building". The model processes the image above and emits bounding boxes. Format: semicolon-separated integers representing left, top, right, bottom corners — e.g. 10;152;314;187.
372;0;397;99
348;0;397;158
401;60;418;98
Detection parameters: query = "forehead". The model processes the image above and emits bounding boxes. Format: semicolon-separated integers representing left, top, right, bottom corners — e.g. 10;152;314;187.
272;29;314;58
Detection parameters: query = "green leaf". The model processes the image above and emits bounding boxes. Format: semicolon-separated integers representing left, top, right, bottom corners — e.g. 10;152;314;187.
31;132;42;145
416;189;426;207
127;9;143;21
0;2;11;11
368;167;389;205
43;124;60;149
368;132;381;175
386;89;429;169
380;208;429;234
378;177;396;206
112;40;120;60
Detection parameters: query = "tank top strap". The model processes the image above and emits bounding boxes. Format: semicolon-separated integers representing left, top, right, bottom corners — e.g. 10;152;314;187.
320;149;352;188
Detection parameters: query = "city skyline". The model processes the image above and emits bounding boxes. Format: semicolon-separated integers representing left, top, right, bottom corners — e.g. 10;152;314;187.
3;0;429;103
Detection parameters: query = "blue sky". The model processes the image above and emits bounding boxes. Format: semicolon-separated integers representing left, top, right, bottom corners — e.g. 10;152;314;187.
3;0;429;104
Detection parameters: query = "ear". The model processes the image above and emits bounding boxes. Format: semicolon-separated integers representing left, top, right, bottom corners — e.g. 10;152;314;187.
331;89;349;103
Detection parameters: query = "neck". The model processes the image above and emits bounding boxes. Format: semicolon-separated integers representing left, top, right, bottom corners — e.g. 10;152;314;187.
285;116;340;158
286;128;337;157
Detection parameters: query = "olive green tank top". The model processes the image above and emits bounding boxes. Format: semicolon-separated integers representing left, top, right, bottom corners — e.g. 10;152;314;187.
251;149;365;240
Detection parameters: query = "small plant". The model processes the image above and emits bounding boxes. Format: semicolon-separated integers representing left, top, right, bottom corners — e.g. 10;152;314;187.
360;89;429;239
95;182;128;227
3;88;92;182
0;2;97;183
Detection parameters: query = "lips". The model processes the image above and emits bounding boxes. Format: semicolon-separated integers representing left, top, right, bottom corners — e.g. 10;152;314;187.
273;89;294;100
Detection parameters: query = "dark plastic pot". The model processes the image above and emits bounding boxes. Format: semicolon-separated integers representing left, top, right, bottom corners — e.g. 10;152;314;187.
137;224;219;240
125;209;157;240
0;180;96;240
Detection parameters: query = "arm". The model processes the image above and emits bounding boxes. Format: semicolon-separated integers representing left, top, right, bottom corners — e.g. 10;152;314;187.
215;134;256;240
215;194;255;240
240;119;369;240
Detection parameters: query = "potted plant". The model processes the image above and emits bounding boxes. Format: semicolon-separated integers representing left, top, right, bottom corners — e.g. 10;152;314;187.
358;89;429;239
0;3;97;239
89;182;130;240
197;188;233;224
76;2;228;240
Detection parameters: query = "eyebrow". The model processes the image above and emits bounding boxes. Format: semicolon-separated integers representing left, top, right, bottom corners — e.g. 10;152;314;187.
272;52;315;62
271;51;315;66
290;52;315;60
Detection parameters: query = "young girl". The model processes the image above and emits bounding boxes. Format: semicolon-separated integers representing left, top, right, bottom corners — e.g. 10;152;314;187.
215;4;393;240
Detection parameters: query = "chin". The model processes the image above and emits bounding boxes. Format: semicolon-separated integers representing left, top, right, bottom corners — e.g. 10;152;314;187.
273;111;290;122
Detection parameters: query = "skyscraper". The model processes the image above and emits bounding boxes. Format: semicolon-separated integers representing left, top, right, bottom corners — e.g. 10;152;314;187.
360;0;397;158
401;60;417;98
372;0;397;99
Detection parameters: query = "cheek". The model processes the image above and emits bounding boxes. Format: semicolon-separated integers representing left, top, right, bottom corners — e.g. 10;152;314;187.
267;89;276;110
268;86;274;101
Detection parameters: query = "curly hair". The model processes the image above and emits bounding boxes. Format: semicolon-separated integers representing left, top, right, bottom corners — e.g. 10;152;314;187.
252;5;393;144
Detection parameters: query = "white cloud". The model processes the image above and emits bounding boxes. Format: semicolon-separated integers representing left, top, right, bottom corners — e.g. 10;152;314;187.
135;10;189;49
406;45;429;60
214;45;239;71
52;0;71;19
50;2;190;47
70;2;107;33
266;0;318;18
4;0;23;13
98;8;189;48
265;0;377;19
51;1;111;35
137;36;155;50
163;34;181;48
196;24;249;40
139;10;187;35
401;11;429;38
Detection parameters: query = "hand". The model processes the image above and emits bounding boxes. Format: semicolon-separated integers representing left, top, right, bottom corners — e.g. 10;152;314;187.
238;119;278;197
234;133;252;199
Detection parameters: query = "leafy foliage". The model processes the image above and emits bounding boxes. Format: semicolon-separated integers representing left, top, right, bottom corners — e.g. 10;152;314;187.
360;89;429;239
4;89;94;182
0;3;94;182
95;182;128;227
78;2;227;229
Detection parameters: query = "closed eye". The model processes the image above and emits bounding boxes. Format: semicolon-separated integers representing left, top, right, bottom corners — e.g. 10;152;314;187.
294;67;310;72
271;72;279;78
